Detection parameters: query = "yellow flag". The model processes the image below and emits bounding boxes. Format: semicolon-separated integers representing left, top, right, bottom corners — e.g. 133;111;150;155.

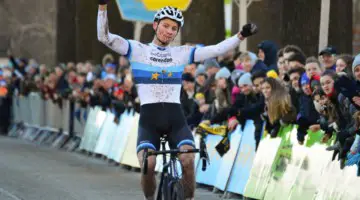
198;123;227;137
142;0;192;11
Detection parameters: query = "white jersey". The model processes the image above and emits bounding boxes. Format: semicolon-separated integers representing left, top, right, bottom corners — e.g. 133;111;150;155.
97;9;242;105
127;41;195;105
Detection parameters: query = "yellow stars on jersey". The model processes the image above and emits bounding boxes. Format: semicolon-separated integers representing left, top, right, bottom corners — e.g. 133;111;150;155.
162;70;173;77
151;72;160;80
151;71;173;81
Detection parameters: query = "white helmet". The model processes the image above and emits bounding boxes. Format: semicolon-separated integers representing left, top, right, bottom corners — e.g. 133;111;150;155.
154;6;184;27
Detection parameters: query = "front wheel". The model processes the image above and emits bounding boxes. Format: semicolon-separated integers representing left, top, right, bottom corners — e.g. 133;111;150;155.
170;179;184;200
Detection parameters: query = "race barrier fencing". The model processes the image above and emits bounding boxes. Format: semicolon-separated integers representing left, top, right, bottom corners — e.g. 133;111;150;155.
9;94;360;200
10;93;84;150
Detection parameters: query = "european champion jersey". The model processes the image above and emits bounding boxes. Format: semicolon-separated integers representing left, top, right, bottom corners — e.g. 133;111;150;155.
126;41;196;105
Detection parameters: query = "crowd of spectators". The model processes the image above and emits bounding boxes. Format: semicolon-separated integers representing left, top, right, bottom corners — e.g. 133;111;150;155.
1;41;360;173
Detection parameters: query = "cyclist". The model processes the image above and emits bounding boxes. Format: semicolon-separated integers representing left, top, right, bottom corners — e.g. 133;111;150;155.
97;1;258;199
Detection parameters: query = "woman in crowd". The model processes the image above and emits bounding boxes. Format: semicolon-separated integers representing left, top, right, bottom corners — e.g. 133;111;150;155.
260;77;297;137
206;72;263;148
201;67;233;121
320;70;357;168
336;54;354;77
311;88;334;142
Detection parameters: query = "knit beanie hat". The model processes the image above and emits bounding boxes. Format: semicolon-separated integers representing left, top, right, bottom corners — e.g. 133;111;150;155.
215;67;231;80
352;54;360;75
238;72;253;86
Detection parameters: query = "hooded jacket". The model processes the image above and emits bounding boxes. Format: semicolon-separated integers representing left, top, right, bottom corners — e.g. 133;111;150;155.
258;40;278;72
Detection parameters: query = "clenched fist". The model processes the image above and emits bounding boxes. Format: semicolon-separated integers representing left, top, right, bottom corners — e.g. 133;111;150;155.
240;23;258;37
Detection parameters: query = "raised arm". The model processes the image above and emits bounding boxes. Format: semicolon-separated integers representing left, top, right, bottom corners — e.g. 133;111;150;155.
193;23;258;62
97;3;129;56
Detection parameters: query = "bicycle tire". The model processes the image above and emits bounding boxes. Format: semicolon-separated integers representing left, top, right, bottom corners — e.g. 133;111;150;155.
170;179;185;200
162;175;170;200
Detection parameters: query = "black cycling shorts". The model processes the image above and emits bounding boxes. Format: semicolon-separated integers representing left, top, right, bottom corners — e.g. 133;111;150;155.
136;103;195;153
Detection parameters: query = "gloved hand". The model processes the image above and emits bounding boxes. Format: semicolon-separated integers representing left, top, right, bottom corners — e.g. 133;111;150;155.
240;23;258;37
329;122;339;133
99;0;109;5
227;117;239;132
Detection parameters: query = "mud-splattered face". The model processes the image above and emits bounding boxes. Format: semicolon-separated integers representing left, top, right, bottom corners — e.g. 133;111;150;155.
153;19;179;45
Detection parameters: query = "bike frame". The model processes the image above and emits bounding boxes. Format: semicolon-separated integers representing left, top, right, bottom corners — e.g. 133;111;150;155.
142;135;204;200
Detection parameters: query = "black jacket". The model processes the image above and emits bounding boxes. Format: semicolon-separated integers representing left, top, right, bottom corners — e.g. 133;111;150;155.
180;88;196;118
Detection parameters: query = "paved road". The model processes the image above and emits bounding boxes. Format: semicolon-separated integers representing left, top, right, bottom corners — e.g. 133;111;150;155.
0;136;223;200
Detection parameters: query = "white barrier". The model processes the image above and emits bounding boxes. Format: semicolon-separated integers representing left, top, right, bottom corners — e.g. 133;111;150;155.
13;95;359;199
113;110;136;163
94;111;117;155
120;113;140;168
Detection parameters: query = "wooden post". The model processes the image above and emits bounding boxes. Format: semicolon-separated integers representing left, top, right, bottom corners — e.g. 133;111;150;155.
318;0;331;51
134;21;145;41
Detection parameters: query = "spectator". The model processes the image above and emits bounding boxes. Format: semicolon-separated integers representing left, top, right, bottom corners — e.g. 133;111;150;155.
39;64;48;79
353;54;360;98
287;52;306;69
296;73;320;144
213;67;232;113
230;69;245;103
320;70;356;168
277;48;290;84
187;92;206;129
239;52;267;74
0;78;12;135
283;45;306;61
288;67;306;112
257;40;278;71
199;58;220;104
232;51;243;70
261;77;297;138
194;64;207;89
336;54;354;78
204;58;220;77
305;57;323;78
181;73;196;117
184;63;197;78
55;65;70;97
122;75;140;113
67;62;76;71
319;46;337;71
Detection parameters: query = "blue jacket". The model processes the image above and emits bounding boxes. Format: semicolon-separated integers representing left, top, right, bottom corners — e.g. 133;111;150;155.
298;94;320;124
258;40;278;71
251;60;268;74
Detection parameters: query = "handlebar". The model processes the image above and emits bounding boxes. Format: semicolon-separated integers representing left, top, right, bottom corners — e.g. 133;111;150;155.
142;138;209;175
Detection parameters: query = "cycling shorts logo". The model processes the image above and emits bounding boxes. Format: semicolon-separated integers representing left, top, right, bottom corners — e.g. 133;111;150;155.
150;57;173;63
